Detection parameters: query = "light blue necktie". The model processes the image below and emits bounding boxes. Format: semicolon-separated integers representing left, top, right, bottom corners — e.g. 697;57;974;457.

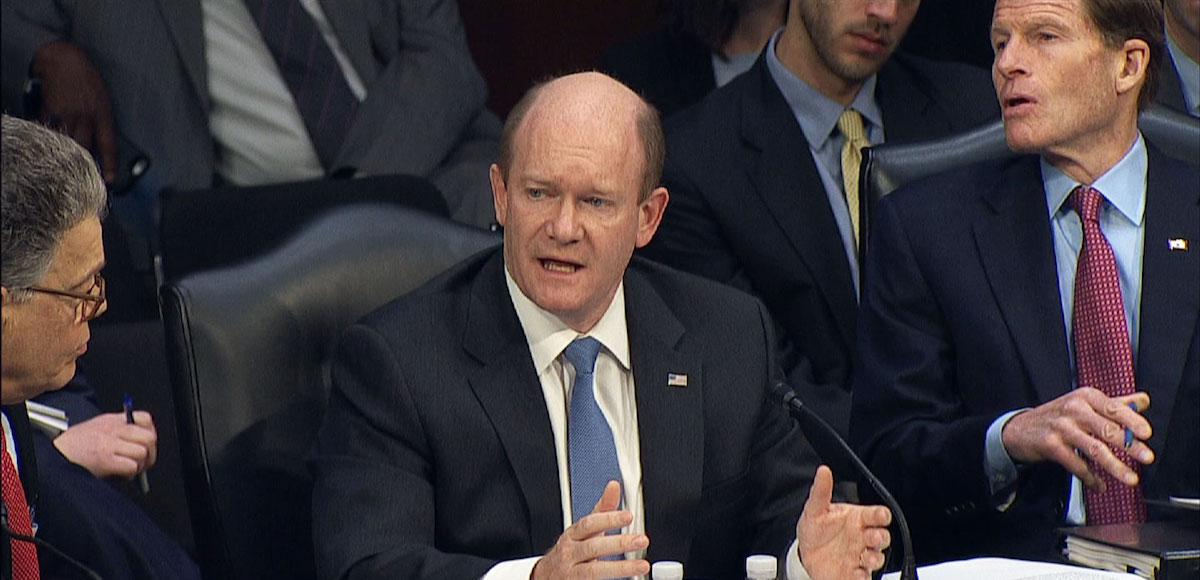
565;337;623;523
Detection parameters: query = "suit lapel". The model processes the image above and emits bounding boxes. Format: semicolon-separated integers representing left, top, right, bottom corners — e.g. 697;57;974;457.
154;0;209;109
462;255;562;552
1135;150;1199;469
742;61;858;347
624;266;705;564
974;157;1073;403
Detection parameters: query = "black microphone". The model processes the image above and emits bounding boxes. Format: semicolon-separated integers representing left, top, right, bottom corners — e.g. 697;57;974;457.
2;503;104;580
771;381;918;580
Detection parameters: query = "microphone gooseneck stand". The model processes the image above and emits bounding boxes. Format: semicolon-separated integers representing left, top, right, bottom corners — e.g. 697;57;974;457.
771;382;918;580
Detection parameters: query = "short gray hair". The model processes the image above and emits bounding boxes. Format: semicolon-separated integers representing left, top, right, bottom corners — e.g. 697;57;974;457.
2;115;107;302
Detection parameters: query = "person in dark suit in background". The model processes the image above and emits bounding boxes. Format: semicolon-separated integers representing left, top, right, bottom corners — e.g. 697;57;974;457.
604;0;787;119
641;0;999;438
1;115;198;580
852;0;1199;564
1161;0;1200;116
311;72;894;580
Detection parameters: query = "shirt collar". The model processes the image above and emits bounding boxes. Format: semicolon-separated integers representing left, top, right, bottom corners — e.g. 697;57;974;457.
764;29;883;147
1042;133;1148;225
504;266;631;376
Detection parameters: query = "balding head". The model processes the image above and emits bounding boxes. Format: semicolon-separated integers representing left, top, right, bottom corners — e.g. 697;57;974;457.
497;72;665;202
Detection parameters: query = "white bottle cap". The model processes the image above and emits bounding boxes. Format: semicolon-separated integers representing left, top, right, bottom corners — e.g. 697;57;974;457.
745;554;778;578
652;560;684;580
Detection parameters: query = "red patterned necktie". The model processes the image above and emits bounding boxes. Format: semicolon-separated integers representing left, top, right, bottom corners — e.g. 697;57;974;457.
1;433;39;579
1070;185;1146;525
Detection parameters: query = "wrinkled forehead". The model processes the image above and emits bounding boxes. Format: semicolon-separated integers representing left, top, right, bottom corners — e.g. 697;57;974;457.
992;0;1085;29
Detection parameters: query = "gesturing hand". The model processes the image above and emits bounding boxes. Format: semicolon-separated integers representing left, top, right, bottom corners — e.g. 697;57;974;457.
1002;388;1153;492
31;40;118;184
796;465;892;580
531;480;650;580
53;411;158;479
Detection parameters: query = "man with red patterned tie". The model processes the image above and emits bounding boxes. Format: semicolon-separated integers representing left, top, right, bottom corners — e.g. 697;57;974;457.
1;115;199;580
2;113;109;580
851;0;1200;565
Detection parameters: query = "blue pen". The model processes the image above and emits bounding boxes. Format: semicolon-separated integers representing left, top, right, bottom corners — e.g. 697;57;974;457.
1124;402;1136;449
123;394;151;494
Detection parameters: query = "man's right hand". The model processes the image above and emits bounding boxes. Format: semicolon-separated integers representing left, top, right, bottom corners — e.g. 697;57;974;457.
531;481;650;580
30;40;117;184
52;410;158;479
1002;387;1154;491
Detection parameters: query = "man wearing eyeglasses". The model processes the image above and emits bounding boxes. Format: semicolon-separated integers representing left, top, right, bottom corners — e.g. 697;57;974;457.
1;114;199;580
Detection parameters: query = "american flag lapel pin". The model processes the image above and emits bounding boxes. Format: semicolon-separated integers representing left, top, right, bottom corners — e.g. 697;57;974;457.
1168;238;1188;251
667;373;688;387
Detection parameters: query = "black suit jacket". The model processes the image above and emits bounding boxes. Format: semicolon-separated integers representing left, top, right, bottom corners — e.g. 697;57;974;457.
603;26;718;120
1;405;37;580
851;149;1200;563
641;53;999;435
310;250;818;580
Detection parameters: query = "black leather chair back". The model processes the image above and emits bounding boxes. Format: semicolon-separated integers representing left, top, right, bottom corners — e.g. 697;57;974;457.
857;120;1013;260
1138;105;1200;164
162;205;499;580
858;106;1200;257
158;174;448;284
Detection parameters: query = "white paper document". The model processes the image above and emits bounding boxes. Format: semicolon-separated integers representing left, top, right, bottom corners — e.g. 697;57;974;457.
881;557;1142;580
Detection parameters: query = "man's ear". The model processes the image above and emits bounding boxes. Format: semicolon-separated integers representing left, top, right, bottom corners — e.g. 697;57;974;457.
1;286;9;328
635;186;670;248
490;163;508;228
1115;38;1150;98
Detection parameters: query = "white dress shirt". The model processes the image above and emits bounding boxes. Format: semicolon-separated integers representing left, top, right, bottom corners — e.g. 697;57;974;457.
201;0;366;185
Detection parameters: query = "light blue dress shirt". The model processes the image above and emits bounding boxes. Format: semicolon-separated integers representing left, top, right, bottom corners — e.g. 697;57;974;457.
984;135;1148;525
1166;31;1200;117
763;30;884;295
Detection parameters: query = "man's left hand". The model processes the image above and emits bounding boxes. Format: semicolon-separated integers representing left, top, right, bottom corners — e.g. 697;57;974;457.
796;465;892;580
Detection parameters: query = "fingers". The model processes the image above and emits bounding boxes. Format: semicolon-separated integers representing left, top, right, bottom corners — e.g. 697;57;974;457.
1006;388;1156;485
571;530;649;562
567;509;634;542
593;480;622;513
865;526;891;550
1110;392;1152;440
804;465;834;516
861;505;892;530
860;547;886;571
580;558;651;579
131;410;157;431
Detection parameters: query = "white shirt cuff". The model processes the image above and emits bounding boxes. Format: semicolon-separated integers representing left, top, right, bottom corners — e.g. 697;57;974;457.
786;538;814;580
480;556;541;580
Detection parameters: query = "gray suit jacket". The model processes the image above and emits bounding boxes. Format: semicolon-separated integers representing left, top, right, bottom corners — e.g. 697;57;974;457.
0;0;499;226
310;250;819;580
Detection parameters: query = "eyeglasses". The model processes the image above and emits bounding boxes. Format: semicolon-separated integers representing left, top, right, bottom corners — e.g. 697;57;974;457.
27;272;107;323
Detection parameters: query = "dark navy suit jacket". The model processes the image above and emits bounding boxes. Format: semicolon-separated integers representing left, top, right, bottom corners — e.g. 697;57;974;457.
10;377;201;580
642;53;1000;436
852;149;1200;563
311;250;819;580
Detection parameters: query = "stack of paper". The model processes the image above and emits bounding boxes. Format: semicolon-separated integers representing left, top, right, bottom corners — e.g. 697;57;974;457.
882;557;1142;580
